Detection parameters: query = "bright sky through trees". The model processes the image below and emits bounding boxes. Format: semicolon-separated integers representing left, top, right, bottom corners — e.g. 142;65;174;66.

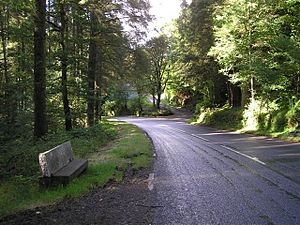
150;0;181;27
148;0;187;37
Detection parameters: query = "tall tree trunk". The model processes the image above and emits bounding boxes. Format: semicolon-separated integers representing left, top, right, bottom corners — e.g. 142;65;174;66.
0;7;10;120
95;71;101;122
156;92;161;109
152;93;156;108
227;81;233;107
94;48;102;122
60;2;72;131
227;81;242;108
95;86;101;122
47;0;52;62
241;82;250;108
250;76;255;103
156;79;162;109
87;12;97;127
33;0;47;137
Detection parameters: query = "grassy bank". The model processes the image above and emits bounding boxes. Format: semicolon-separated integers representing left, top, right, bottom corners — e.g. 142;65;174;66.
0;121;153;217
191;106;300;142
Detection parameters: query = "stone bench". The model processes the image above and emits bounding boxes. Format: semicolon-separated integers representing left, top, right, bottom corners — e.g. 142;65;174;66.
38;141;88;186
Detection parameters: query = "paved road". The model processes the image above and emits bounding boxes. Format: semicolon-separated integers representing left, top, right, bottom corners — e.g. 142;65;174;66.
118;116;300;225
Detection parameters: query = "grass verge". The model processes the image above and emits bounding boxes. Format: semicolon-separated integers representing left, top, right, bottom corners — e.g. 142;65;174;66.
0;121;153;217
191;107;300;142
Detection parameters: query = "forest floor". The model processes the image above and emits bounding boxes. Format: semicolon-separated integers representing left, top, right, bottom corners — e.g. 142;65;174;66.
0;167;155;225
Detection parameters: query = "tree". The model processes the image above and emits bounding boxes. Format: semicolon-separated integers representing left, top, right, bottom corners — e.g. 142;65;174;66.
87;10;97;127
59;0;72;131
0;0;152;139
126;46;151;114
171;0;227;108
146;35;170;109
0;2;11;122
33;0;47;137
210;0;300;106
85;0;151;125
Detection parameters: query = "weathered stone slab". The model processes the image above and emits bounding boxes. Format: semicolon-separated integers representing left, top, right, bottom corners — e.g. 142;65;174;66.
39;141;74;177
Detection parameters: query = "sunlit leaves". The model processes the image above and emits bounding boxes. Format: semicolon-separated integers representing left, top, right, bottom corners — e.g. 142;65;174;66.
210;0;300;101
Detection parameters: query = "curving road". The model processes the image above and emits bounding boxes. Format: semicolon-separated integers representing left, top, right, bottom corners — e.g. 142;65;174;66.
119;116;300;225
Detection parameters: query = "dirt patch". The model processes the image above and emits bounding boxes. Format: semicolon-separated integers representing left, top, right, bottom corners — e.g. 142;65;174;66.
0;168;156;225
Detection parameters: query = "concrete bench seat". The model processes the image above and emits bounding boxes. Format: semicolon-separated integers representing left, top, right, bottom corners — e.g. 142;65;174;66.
39;141;88;186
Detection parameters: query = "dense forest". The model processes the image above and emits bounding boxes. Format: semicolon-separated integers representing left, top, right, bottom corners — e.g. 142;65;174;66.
0;0;299;142
169;0;299;134
0;0;153;140
1;0;299;217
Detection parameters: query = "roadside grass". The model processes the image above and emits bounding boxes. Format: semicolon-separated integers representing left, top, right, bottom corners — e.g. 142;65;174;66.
190;107;243;131
0;121;153;217
91;121;153;171
191;107;300;142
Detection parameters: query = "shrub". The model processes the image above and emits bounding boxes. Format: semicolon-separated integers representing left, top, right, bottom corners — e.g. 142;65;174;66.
102;100;117;116
286;100;300;130
127;97;146;116
257;113;272;131
192;105;243;130
271;110;288;132
194;99;212;115
205;107;243;130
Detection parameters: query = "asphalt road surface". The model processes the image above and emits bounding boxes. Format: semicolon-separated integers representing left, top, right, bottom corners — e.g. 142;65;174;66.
118;116;300;225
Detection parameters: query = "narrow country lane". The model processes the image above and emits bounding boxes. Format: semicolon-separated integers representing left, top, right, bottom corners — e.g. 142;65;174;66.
119;117;300;225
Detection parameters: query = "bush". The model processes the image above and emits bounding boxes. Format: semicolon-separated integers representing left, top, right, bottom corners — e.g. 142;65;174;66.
192;105;243;130
286;100;300;130
205;107;243;130
257;113;272;131
271;110;288;132
127;97;147;116
194;99;212;115
192;98;300;141
102;100;118;116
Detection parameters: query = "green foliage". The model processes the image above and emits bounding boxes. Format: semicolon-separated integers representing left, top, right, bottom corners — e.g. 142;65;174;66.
193;97;299;141
169;0;227;107
145;35;172;109
194;98;214;114
127;97;147;116
102;100;118;116
189;0;300;139
272;111;288;132
241;98;300;133
210;0;300;103
193;106;243;130
0;0;152;135
286;100;300;130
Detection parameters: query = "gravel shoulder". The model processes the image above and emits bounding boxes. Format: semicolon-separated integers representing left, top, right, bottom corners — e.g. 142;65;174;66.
0;167;156;225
